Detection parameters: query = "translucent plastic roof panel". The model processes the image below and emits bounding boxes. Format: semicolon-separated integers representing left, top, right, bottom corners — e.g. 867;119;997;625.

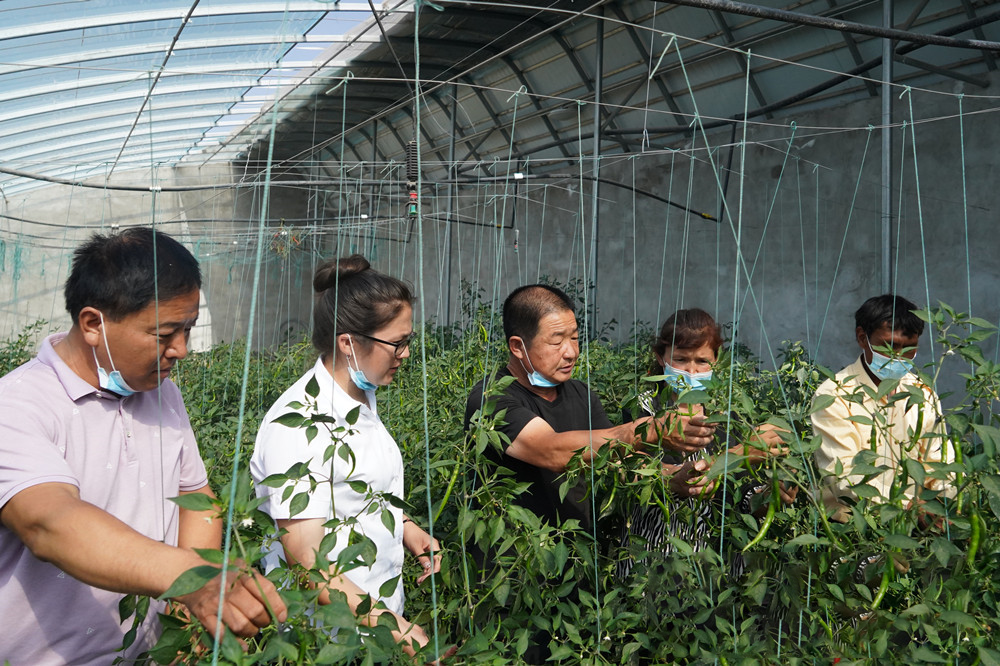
0;0;372;196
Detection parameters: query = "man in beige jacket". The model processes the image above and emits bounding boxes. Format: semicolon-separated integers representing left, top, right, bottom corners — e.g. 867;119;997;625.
811;294;951;521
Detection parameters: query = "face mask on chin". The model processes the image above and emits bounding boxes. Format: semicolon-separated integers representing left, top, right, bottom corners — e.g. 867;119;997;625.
864;336;916;381
346;335;378;392
516;342;559;388
93;312;139;398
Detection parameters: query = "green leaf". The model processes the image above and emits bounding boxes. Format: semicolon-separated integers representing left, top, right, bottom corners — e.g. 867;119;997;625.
939;609;978;628
378;574;401;599
850;483;881;499
980;474;1000;499
305;375;320;398
967;316;997;329
785;534;823;548
807;393;836;416
289;491;309;518
884;533;920;549
930;537;961;566
972;424;1000;457
168;493;216;512
903;458;926;487
272;412;306;428
316;642;359;664
978;647;1000;666
746;578;767;605
494;580;510;605
909;646;947;663
346;405;360;425
318;530;339;558
902;603;932;616
380;507;396;535
192;548;225;565
220;628;244;663
158;565;219;600
260;474;288;488
346;480;370;495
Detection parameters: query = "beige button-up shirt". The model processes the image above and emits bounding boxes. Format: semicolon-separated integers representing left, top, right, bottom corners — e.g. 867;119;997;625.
811;356;951;519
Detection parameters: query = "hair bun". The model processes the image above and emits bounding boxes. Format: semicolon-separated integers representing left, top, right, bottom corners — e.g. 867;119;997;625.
313;254;371;292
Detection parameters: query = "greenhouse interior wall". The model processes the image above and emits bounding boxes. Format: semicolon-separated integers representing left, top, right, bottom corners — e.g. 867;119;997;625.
2;70;997;406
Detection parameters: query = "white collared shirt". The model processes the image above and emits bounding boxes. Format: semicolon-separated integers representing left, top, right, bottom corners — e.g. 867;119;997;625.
811;356;950;518
251;357;405;613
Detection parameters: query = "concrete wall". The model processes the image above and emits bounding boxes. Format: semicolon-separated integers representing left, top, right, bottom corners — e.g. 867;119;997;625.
2;72;998;404
0;163;319;352
396;71;1000;402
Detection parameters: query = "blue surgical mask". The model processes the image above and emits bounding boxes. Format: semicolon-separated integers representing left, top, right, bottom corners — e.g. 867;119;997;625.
517;344;559;388
661;364;713;392
93;312;138;397
347;335;377;392
865;337;915;381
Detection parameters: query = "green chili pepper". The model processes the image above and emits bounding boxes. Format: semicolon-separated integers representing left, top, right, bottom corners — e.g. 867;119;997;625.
743;474;779;552
433;460;462;524
967;508;981;568
870;557;891;610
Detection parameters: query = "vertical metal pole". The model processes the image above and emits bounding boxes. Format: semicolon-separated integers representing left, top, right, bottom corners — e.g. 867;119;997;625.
880;0;893;293
588;8;603;339
444;85;457;326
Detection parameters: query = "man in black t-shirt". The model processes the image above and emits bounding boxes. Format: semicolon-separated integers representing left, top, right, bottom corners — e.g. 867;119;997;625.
464;284;716;531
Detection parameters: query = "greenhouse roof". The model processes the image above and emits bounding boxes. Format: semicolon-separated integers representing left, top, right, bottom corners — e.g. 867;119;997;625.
0;0;380;195
1;1;999;198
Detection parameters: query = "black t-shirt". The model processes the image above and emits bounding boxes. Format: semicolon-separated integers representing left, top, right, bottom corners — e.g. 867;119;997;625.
465;367;613;530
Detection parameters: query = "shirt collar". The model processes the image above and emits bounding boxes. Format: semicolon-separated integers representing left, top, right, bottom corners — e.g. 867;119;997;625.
38;332;105;402
313;356;377;417
848;354;879;390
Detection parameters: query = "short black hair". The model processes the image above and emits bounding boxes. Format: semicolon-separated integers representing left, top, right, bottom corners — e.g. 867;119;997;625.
65;227;201;323
855;294;925;338
502;284;575;344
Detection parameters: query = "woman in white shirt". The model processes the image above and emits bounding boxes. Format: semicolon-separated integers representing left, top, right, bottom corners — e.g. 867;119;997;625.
251;254;440;658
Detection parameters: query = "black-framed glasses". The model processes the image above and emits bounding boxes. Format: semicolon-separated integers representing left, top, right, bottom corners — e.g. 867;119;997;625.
353;331;416;358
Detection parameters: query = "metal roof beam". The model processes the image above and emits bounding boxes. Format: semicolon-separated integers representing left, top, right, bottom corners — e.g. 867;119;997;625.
426;90;485;164
606;3;685;124
711;10;770;113
896;54;990;87
456;75;515;163
500;55;570;159
548;27;628;152
824;0;879;97
959;0;997;70
655;0;1000;51
397;107;449;166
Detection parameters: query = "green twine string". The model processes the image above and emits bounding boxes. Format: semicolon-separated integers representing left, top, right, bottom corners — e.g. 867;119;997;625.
412;3;444;659
575;96;603;652
957;95;972;318
211;6;293;663
902;87;936;364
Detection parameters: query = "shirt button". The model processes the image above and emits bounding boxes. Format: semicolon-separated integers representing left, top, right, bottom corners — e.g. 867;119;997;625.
127;432;133;438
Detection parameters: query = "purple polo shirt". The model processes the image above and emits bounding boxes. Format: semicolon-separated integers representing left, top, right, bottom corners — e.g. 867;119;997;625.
0;333;208;665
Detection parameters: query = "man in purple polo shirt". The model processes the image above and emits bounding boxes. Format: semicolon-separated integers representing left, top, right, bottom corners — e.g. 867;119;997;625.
0;228;286;665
